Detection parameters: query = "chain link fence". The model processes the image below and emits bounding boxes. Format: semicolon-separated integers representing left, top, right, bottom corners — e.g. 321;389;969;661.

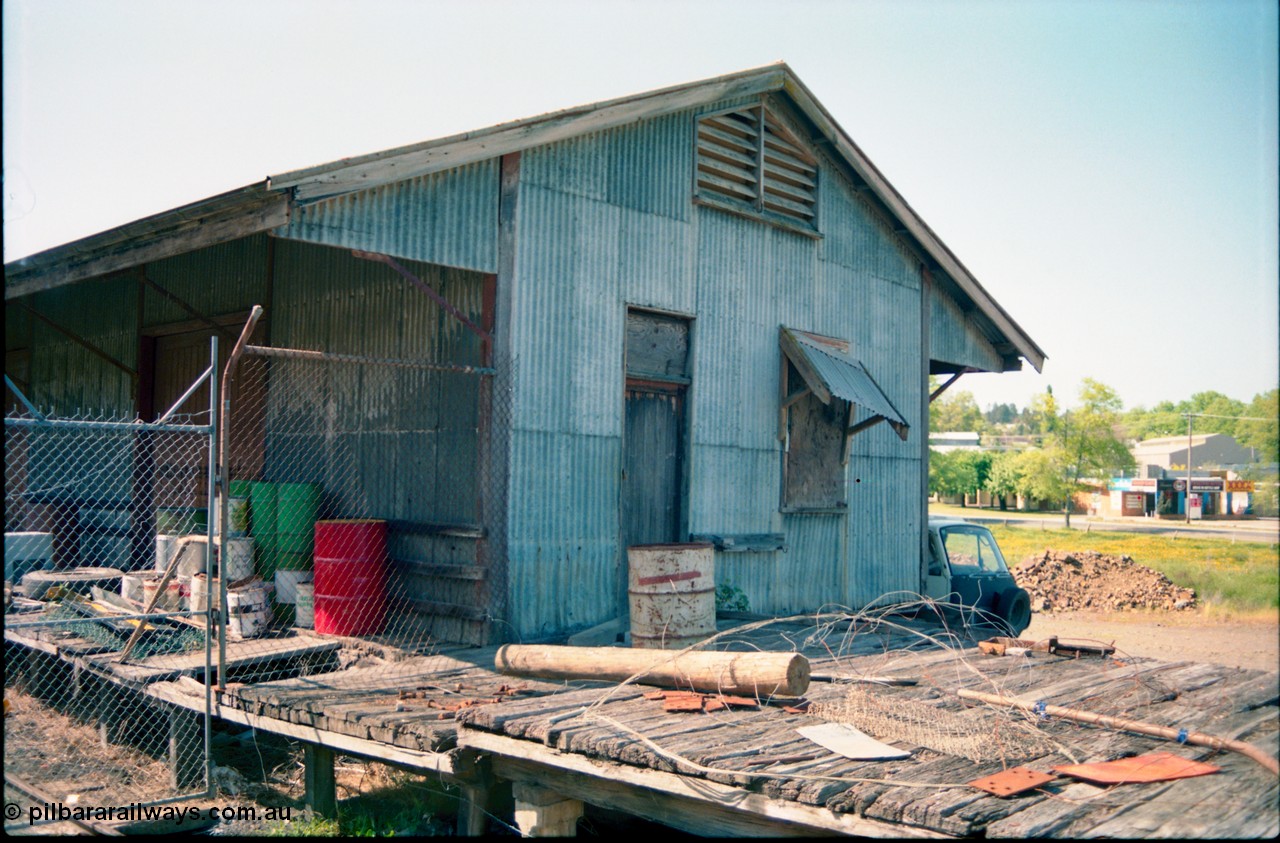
4;332;514;817
216;344;511;682
5;397;217;810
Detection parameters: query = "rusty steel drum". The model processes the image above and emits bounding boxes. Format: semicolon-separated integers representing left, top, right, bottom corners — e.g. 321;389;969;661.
627;542;715;650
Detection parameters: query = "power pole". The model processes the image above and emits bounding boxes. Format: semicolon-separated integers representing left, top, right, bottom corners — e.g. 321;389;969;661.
1185;413;1193;525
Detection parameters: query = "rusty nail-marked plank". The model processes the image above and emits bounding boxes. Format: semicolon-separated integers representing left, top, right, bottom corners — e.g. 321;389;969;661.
968;767;1057;797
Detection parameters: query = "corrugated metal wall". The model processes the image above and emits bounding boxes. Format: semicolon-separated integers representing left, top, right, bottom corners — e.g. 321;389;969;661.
24;277;138;415
143;234;271;328
506;98;931;636
9;89;1005;641
928;282;1005;373
267;240;487;526
280;160;499;274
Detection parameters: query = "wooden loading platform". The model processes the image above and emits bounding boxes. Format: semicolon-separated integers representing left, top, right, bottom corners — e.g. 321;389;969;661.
5;612;1278;837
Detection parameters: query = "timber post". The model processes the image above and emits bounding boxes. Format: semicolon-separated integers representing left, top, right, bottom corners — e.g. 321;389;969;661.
167;703;204;791
452;749;495;836
303;743;338;818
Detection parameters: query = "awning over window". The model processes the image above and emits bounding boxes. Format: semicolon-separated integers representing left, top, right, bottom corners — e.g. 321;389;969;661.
780;328;909;442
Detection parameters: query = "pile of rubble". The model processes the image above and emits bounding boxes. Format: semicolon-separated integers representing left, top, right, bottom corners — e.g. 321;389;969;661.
1015;550;1196;613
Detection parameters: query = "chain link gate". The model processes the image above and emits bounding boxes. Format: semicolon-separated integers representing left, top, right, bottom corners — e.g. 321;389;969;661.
4;343;219;825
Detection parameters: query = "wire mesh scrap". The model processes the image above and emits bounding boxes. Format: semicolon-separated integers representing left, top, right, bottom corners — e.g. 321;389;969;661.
810;683;1058;764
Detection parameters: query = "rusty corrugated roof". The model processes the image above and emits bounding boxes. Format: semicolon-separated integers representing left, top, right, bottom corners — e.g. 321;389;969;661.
783;328;909;433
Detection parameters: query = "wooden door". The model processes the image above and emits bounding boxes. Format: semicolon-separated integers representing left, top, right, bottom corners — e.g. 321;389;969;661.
621;380;685;549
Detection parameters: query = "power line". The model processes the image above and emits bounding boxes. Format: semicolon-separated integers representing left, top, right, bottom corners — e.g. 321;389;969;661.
1182;412;1272;422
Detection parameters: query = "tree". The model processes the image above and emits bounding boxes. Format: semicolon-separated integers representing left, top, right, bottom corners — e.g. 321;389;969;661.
930;389;986;434
1022;379;1135;526
1024;386;1058;437
1122;400;1183;441
984;450;1024;510
984;402;1018;426
1237;389;1279;463
1012;447;1071;512
929;449;978;503
1124;391;1249;443
929;449;992;506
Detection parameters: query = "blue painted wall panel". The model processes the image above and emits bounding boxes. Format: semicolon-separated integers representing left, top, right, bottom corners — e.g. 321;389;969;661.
506;429;621;638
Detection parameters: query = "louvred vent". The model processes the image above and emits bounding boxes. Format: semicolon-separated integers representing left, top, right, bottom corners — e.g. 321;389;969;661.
696;104;817;229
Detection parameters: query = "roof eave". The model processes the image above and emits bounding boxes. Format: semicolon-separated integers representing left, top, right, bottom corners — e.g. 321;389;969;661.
4;181;286;300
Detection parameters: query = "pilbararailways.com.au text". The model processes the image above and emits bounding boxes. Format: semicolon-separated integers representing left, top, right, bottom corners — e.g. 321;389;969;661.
9;801;292;826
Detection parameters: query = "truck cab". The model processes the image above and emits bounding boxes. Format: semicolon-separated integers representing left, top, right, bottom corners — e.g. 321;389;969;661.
924;517;1031;636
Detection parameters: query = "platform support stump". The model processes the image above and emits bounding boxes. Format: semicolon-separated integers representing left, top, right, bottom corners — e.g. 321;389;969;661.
168;703;204;791
453;751;496;836
513;782;583;837
304;743;337;819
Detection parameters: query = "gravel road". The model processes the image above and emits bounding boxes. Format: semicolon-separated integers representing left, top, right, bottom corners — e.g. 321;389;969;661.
1025;610;1279;672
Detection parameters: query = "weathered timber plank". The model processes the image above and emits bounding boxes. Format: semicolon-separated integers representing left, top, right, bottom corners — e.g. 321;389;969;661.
823;774;897;819
559;710;679;757
656;720;814;785
933;781;1048;837
963;658;1169;707
972;782;1116;839
472;735;947;838
461;688;634;733
1218;670;1280;711
847;753;986;832
611;709;772;770
1080;753;1279;840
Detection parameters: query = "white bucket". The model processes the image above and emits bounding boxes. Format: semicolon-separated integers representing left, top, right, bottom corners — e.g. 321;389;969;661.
121;572;149;604
143;576;181;611
226;583;272;639
155;534;182;572
274;568;312;604
6;532;53;583
171;538;211;578
190;574;220;612
294;581;314;628
219;537;255;582
212;495;251;538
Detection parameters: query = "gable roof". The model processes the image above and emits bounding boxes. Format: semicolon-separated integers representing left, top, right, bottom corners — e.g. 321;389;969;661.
4;62;1044;373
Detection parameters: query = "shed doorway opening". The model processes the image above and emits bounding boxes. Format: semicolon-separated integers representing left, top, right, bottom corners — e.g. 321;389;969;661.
621;310;692;552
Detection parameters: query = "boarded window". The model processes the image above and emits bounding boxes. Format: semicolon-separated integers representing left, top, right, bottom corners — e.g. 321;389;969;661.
695;104;818;232
778;328;909;511
783;359;848;509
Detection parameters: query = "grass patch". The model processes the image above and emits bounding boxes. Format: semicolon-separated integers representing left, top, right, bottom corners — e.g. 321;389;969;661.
261;810;339;837
251;765;460;837
989;524;1279;617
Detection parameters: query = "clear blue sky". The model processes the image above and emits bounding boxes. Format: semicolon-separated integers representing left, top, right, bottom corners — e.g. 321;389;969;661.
4;0;1277;413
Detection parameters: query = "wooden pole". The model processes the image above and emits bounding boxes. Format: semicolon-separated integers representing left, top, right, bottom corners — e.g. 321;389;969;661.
958;689;1279;776
495;645;809;697
117;535;200;662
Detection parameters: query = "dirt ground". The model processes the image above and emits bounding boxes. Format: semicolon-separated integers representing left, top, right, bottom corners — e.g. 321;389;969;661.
1025;609;1280;672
